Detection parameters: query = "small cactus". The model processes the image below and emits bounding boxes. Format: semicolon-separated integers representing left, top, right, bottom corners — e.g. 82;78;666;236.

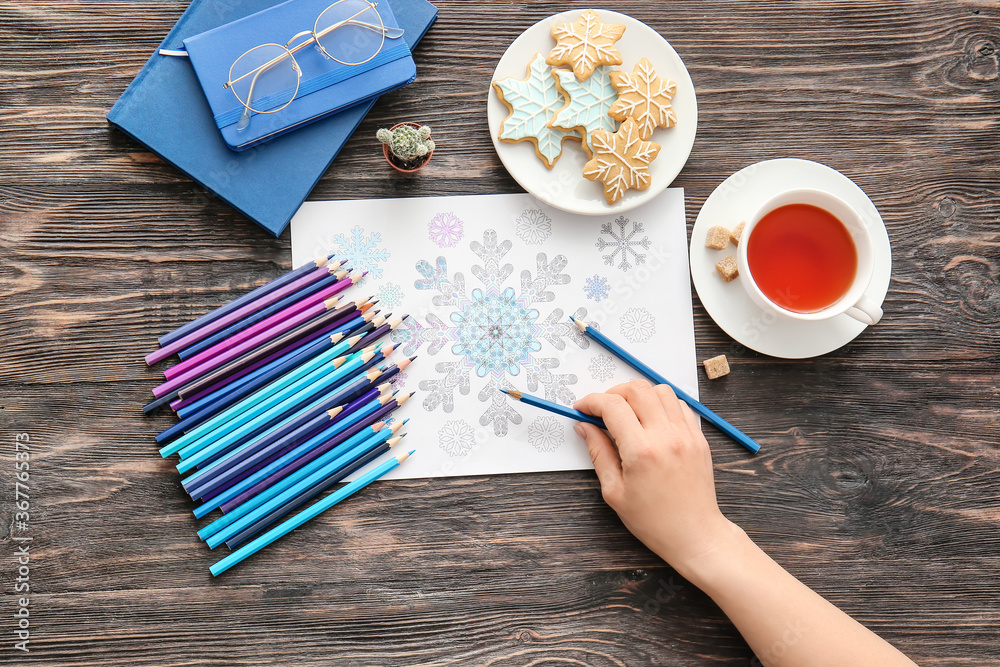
377;124;435;163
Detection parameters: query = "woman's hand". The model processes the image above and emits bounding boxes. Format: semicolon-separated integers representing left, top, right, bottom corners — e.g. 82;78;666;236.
574;379;741;575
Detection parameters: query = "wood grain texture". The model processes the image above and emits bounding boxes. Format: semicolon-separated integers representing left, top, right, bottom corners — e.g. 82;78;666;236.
1;0;999;664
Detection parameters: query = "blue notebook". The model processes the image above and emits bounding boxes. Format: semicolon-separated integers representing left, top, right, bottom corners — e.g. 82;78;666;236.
106;0;437;238
184;0;416;151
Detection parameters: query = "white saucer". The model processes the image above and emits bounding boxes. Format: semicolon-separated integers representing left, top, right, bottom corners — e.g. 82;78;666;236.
487;9;698;216
690;158;892;359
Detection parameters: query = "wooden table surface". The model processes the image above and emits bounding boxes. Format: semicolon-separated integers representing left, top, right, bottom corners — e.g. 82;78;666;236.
2;0;999;664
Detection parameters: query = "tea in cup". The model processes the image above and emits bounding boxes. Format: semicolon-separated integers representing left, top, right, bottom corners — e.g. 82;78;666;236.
736;189;882;325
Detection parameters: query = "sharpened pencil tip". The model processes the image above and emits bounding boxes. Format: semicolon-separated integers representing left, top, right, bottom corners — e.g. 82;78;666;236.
408;449;415;456
499;388;509;394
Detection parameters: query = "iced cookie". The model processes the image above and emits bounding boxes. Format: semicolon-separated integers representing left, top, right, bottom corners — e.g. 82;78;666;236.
549;65;620;158
583;117;661;205
608;57;678;140
547;9;625;81
493;53;583;168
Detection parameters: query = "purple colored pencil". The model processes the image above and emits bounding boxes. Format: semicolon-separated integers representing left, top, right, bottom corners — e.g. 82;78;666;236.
147;262;343;365
163;272;357;381
152;293;362;399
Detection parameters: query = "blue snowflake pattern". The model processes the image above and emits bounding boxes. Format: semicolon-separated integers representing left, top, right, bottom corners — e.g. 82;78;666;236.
333;225;390;283
583;274;610;302
402;230;591;436
596;215;651;272
428;212;465;248
375;282;404;309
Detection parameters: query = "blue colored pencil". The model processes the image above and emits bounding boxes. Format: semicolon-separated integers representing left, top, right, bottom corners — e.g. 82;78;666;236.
570;317;760;454
157;254;338;347
179;367;390;497
224;428;405;548
209;450;414;576
500;388;605;428
204;427;404;548
175;347;384;472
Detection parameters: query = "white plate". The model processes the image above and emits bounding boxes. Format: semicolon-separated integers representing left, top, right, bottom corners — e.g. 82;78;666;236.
487;9;698;216
691;158;892;359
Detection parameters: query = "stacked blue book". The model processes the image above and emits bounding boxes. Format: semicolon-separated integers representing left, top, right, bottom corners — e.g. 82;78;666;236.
107;0;437;237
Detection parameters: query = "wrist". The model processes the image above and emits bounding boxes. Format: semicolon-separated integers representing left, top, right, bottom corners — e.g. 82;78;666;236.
670;519;754;591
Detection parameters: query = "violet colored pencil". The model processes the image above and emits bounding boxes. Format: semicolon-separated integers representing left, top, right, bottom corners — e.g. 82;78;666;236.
152;292;363;399
157;255;336;347
171;309;372;416
147;261;345;365
177;271;343;361
171;314;376;417
225;430;406;548
343;315;406;356
185;381;392;500
163;271;357;381
175;301;372;401
220;392;411;513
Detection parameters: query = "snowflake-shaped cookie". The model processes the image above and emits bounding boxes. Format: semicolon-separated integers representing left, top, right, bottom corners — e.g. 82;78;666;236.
609;57;678;140
546;10;625;81
493;53;582;168
550;66;620;158
583;118;661;205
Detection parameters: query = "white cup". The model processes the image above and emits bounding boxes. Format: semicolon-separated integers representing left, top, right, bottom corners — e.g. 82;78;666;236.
736;188;883;325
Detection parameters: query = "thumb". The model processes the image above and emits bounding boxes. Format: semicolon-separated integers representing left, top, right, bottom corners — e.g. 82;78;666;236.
575;423;623;497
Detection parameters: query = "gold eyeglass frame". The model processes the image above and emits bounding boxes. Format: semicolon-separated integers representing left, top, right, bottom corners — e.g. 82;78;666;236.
224;0;393;120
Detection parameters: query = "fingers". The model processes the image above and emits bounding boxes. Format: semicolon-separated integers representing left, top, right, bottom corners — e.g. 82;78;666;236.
678;401;701;434
574;423;623;505
574;391;643;446
652;384;689;434
608;379;670;431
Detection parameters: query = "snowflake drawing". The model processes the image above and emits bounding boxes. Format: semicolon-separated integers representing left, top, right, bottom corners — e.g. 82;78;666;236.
428;212;465;248
330;225;390;284
439;419;476;457
596;215;651;272
514;209;553;245
375;282;404;309
528;416;564;453
401;229;590;436
588;354;616;382
583;274;610;302
620;307;656;343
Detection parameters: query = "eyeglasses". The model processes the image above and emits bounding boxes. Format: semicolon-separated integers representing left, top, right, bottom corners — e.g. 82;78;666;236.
224;0;403;130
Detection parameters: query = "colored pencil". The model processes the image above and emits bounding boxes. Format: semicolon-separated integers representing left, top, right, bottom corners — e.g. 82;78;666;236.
155;323;371;445
193;416;391;522
175;346;386;471
152;293;362;399
218;391;410;513
158;340;360;459
342;315;405;355
209;450;413;576
225;431;403;548
142;303;366;417
147;261;346;365
570;317;760;454
161;272;359;383
195;413;395;527
500;388;605;428
183;382;393;499
204;428;406;548
172;311;374;417
157;255;337;347
177;270;344;360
